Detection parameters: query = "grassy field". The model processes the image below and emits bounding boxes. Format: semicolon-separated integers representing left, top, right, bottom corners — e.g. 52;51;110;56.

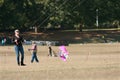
0;43;120;80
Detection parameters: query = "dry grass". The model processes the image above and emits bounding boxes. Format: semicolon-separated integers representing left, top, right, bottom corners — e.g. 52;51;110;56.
0;43;120;80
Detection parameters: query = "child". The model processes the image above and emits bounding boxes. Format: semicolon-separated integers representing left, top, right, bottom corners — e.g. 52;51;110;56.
28;41;39;63
59;45;69;61
48;45;57;57
48;45;52;56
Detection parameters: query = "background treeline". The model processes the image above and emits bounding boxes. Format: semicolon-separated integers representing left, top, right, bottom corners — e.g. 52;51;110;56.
0;0;120;31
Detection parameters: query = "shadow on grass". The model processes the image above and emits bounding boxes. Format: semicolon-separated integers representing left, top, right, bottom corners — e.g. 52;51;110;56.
0;30;120;45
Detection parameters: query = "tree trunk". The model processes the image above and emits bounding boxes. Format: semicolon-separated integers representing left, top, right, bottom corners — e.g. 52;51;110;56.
79;24;83;32
35;26;38;33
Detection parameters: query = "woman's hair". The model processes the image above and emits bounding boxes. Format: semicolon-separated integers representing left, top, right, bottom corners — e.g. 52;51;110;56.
14;29;19;33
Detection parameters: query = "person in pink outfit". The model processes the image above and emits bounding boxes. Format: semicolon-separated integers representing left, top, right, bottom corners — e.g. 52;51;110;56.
28;41;39;63
59;45;69;61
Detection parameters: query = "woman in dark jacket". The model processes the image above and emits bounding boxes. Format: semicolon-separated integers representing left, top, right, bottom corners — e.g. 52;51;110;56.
13;29;26;66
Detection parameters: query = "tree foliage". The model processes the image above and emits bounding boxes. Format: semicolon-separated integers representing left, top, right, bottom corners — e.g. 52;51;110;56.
0;0;120;30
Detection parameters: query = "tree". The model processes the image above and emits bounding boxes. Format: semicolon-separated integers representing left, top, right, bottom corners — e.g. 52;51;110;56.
0;0;120;30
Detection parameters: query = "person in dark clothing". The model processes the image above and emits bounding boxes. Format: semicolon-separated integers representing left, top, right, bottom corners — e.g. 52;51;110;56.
13;29;26;66
48;46;52;56
47;45;58;57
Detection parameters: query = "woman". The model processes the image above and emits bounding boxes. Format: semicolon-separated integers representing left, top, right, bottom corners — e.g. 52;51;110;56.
13;29;26;66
